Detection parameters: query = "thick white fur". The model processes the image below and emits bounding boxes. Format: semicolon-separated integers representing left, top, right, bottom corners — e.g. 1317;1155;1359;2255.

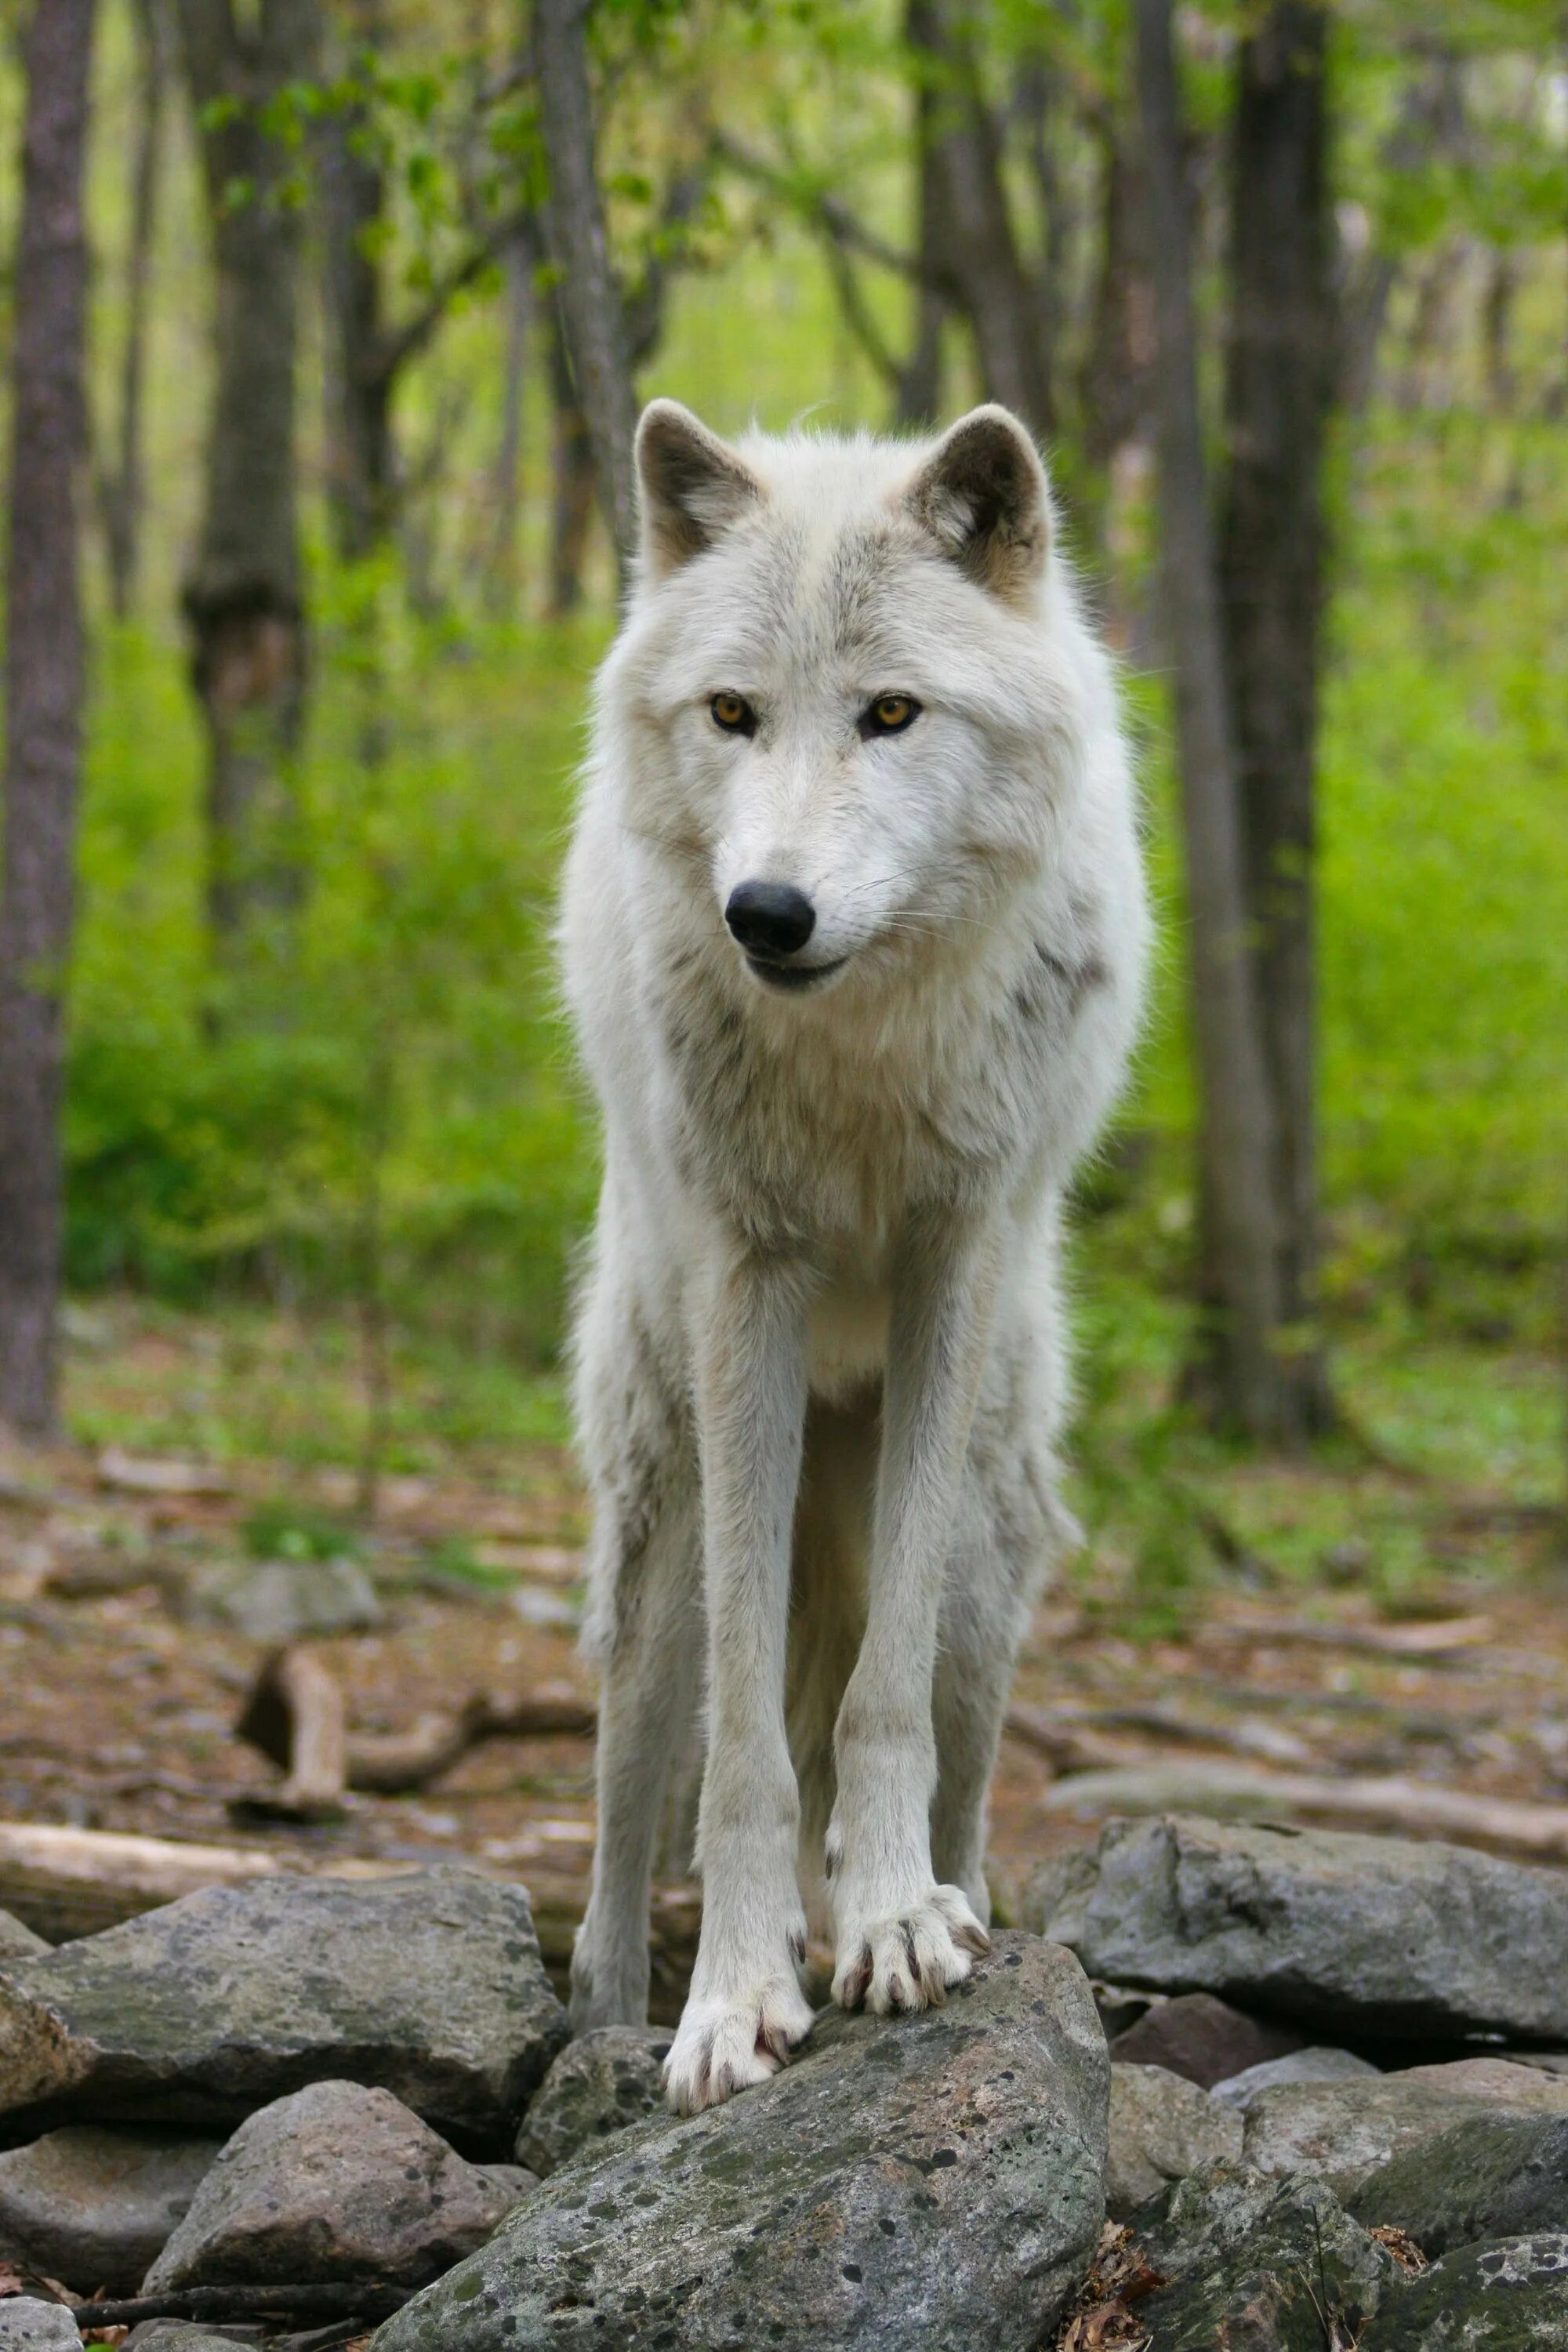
561;401;1149;2113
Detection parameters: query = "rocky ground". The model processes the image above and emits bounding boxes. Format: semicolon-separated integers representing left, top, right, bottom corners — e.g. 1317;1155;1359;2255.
2;1817;1567;2349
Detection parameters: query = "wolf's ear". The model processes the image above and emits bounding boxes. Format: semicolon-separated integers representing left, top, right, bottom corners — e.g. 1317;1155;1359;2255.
636;400;763;578
902;405;1049;608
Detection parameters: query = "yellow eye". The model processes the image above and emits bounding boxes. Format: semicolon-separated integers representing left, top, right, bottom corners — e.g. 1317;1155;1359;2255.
710;691;753;735
863;693;920;737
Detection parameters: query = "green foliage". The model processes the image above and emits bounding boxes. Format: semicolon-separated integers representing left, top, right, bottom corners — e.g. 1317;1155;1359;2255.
242;1497;360;1563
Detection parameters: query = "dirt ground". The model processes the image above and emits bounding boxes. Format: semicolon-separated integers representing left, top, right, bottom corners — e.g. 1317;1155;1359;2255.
5;1347;1566;2024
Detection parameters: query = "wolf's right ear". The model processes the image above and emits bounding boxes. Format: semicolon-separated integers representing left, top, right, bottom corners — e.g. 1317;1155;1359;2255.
636;401;763;578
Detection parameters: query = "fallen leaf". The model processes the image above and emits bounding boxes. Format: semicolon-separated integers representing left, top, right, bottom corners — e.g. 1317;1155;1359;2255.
1369;2223;1428;2276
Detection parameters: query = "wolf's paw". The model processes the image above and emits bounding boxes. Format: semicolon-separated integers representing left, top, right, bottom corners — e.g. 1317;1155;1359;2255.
831;1884;989;2015
662;1976;816;2114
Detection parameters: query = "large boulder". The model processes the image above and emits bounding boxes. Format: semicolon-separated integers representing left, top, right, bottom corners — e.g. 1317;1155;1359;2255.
1359;2234;1568;2348
0;2125;221;2294
1105;2064;1241;2220
0;1915;48;1965
1131;2159;1397;2350
372;1933;1109;2352
143;2081;515;2292
1243;2060;1568;2197
0;1868;566;2153
514;2028;670;2177
1351;2113;1568;2258
1029;1816;1568;2045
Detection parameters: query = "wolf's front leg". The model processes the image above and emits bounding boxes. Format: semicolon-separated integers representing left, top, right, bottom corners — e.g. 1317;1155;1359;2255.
662;1248;816;2114
829;1210;996;2013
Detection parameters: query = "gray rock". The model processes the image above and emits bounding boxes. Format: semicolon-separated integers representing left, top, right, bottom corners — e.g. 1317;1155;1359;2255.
144;2080;514;2292
1105;1990;1306;2087
372;1933;1109;2352
476;2162;539;2205
1030;1815;1568;2045
1105;2062;1242;2218
122;2331;252;2350
0;1867;566;2153
1359;2234;1568;2348
1211;2045;1382;2112
0;1912;49;1964
1513;2056;1568;2079
513;2027;670;2177
1243;2060;1568;2197
0;2125;221;2294
1352;2113;1568;2258
0;2303;78;2352
1132;2159;1397;2350
182;1556;383;1642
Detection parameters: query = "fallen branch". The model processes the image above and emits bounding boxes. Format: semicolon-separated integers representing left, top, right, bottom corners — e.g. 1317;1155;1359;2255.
1004;1702;1312;1771
1218;1611;1494;1661
70;2281;412;2329
1041;1760;1568;1859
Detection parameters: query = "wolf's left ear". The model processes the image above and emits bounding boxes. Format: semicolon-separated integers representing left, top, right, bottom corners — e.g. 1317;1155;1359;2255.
902;405;1049;608
636;400;763;579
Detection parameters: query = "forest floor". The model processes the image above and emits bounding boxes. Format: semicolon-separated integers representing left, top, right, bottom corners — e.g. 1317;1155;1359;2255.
2;1294;1564;2016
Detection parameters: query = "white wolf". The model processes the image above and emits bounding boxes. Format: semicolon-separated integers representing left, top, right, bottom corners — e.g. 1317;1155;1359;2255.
561;399;1148;2114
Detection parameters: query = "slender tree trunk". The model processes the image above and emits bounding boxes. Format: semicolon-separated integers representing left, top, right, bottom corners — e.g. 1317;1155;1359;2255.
894;36;947;430
1219;0;1335;1442
908;0;1054;437
484;235;534;615
0;0;98;1439
174;0;321;941
534;0;637;586
101;0;165;620
1134;0;1286;1439
321;40;394;565
1082;118;1154;474
1481;247;1516;413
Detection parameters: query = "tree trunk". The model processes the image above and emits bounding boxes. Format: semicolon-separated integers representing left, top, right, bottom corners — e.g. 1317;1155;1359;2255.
174;0;320;940
1081;117;1154;475
101;0;166;621
546;307;597;617
533;0;637;587
484;235;534;615
0;0;98;1439
907;0;1054;437
1219;0;1336;1441
1134;0;1286;1440
894;35;948;430
321;35;394;565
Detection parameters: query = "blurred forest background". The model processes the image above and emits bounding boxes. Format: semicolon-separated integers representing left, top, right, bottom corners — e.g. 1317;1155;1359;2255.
0;0;1564;1652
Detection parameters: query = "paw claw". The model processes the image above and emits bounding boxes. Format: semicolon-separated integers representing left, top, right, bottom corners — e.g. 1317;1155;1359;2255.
662;1977;815;2114
832;1885;988;2016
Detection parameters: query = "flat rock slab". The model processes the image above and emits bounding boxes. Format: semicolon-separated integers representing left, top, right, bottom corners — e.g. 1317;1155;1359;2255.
1352;2113;1568;2258
1105;2063;1240;2219
1133;2160;1397;2351
0;1867;566;2154
1029;1815;1568;2045
1210;2045;1381;2111
372;1933;1109;2352
1359;2233;1568;2348
1105;1991;1305;2088
144;2080;515;2291
0;2303;80;2352
0;2125;221;2294
1244;2061;1568;2197
514;2027;670;2177
0;1915;49;1965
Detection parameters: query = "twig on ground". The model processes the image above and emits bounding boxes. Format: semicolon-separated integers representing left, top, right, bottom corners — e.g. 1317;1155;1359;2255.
68;2284;412;2330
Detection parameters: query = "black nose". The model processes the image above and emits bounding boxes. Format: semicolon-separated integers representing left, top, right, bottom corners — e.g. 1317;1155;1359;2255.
724;880;816;960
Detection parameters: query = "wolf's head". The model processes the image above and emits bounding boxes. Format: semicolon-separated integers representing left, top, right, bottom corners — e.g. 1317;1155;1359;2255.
604;401;1092;1000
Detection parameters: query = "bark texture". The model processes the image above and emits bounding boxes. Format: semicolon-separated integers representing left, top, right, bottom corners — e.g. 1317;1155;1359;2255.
1220;0;1336;1440
101;0;168;619
1134;0;1287;1439
534;0;638;586
174;0;321;938
0;0;99;1437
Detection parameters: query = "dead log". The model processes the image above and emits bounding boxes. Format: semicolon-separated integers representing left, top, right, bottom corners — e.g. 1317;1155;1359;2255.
1041;1759;1568;1859
0;1823;412;1944
231;1647;349;1821
343;1687;597;1795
